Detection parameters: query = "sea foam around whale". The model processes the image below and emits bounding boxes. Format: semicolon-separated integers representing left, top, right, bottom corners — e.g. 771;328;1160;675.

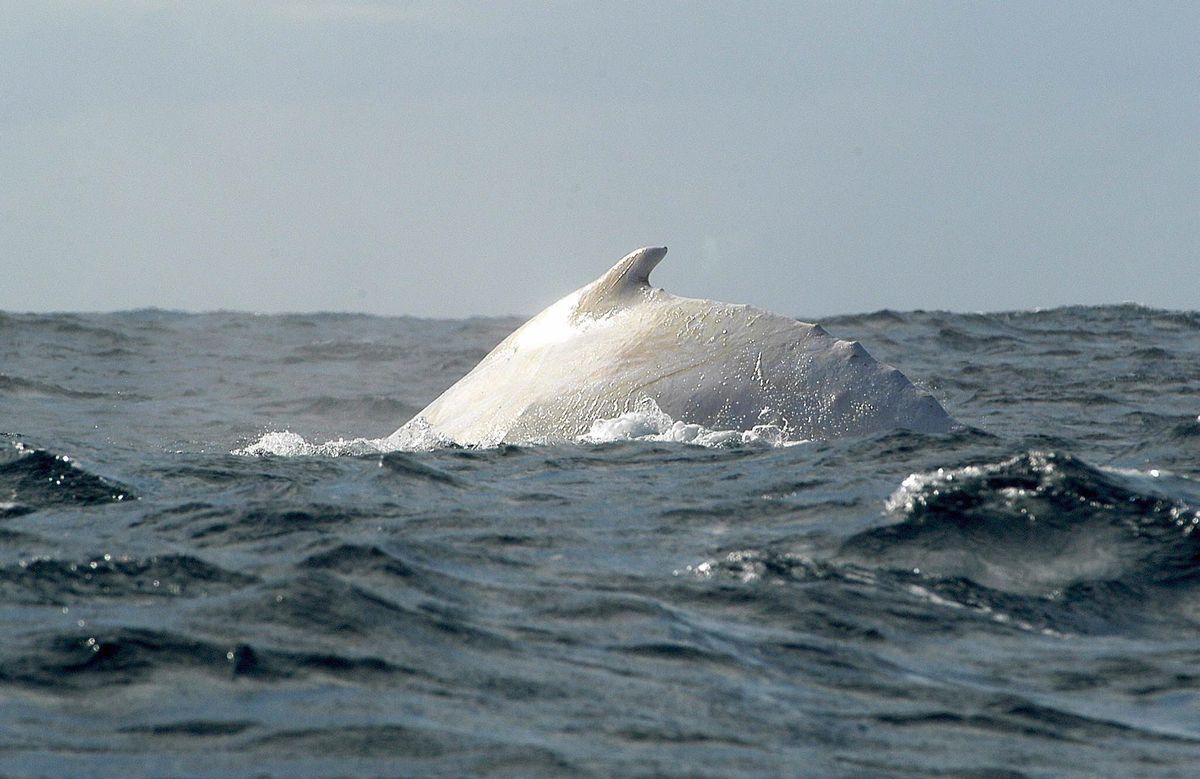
236;398;800;455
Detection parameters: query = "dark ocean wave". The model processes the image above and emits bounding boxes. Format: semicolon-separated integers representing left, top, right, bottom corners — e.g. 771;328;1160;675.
147;456;347;490
281;340;416;364
671;448;1200;639
178;504;376;545
0;628;405;692
118;719;258;737
298;542;486;602
0;374;111;399
866;694;1199;745
1124;412;1200;442
847;452;1200;583
835;451;1200;633
0;553;256;603
0;312;148;344
212;570;514;650
255;394;418;419
379;451;470;485
242;726;575;775
0;442;135;509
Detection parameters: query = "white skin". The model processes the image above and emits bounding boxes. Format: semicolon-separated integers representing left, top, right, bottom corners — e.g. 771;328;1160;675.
395;247;954;446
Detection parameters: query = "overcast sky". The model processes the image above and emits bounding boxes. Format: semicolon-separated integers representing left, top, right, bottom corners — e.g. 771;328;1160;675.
3;2;1197;318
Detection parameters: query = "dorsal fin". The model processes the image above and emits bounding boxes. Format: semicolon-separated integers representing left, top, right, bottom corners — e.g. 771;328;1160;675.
575;246;667;317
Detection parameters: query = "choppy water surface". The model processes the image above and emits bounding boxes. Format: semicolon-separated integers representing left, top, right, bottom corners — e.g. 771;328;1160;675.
2;305;1199;778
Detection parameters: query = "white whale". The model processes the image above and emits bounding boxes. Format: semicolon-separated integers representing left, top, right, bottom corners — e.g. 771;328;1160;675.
393;247;954;445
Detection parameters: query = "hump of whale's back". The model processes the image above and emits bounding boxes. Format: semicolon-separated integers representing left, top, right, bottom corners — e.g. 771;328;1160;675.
394;247;955;445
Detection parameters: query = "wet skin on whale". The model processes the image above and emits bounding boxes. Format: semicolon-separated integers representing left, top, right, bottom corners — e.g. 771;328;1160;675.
394;246;955;445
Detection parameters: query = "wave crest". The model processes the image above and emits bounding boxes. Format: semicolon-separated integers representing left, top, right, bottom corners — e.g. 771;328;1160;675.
852;451;1200;593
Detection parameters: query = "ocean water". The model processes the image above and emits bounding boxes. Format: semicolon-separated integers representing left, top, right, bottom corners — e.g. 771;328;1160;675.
2;304;1199;778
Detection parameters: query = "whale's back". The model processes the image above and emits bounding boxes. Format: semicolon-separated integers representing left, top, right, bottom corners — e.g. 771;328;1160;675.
398;259;954;446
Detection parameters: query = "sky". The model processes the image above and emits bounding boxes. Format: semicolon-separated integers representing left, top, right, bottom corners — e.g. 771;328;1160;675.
2;1;1197;319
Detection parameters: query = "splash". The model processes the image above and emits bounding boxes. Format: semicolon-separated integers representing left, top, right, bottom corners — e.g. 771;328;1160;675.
233;432;387;457
576;398;800;448
234;419;455;457
235;399;806;456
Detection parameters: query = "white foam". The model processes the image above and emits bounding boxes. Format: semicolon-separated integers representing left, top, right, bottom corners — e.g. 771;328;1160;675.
885;465;983;514
235;400;803;456
233;419;454;457
577;398;800;449
234;431;384;457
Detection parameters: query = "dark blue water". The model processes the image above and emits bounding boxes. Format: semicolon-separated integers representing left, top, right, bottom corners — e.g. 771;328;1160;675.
2;305;1199;777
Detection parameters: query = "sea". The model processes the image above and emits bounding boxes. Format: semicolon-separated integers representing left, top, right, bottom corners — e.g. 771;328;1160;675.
1;304;1199;778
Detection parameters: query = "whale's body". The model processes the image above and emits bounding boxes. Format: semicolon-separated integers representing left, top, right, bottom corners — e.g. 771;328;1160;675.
394;247;954;445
